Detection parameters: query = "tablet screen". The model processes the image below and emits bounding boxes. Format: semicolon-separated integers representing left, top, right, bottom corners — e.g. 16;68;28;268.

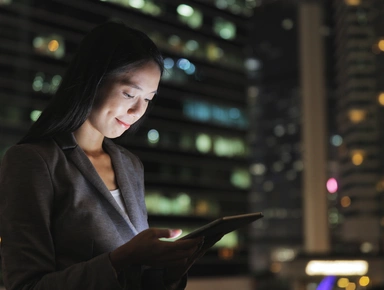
179;212;263;240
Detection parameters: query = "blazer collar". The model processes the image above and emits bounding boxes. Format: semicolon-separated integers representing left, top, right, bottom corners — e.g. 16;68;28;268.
53;132;139;235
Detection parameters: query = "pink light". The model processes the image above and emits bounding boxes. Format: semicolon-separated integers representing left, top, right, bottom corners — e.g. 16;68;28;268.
326;178;338;194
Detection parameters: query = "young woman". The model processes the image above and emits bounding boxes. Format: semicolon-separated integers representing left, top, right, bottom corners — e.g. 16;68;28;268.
0;22;216;290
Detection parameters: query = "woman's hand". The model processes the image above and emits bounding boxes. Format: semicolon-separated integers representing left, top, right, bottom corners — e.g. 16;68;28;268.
163;234;224;284
109;228;203;272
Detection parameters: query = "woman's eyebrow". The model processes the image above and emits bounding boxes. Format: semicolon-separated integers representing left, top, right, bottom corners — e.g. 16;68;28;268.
119;79;157;94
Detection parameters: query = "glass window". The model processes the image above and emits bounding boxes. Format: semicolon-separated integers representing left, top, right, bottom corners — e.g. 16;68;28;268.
177;4;203;29
33;35;65;59
213;17;236;40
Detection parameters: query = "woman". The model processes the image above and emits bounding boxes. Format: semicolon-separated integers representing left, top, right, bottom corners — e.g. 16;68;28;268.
0;22;213;290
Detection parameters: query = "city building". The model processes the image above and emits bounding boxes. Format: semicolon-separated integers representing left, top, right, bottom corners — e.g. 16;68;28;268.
0;0;258;283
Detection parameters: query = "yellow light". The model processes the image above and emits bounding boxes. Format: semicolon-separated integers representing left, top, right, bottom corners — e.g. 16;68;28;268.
346;283;356;290
48;40;59;52
348;109;366;123
305;260;368;276
341;196;351;208
378;93;384;105
344;0;360;5
379;40;384;52
338;278;349;288
359;276;370;287
351;151;364;166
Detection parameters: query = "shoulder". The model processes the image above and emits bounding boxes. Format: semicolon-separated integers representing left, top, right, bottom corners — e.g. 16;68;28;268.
1;139;61;172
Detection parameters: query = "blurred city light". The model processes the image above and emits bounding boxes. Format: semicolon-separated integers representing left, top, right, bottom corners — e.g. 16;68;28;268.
348;109;366;123
177;4;194;17
305;260;368;276
351;150;364;166
341;196;351;208
337;278;349;288
330;135;343;146
346;283;356;290
147;129;159;144
163;58;174;69
129;0;145;9
47;40;59;52
326;178;338;194
344;0;361;5
359;276;370;287
30;110;42;122
282;18;294;30
378;92;384;105
378;39;384;52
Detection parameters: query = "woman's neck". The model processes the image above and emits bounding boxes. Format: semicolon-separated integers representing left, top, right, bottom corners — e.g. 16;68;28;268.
73;121;105;156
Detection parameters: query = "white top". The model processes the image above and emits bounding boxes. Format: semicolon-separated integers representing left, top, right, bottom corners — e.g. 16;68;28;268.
110;188;128;216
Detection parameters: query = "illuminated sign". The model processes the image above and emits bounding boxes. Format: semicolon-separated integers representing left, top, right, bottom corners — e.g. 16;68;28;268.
305;260;368;276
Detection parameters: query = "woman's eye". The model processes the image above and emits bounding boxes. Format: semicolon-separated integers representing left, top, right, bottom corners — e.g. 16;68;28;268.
123;93;134;98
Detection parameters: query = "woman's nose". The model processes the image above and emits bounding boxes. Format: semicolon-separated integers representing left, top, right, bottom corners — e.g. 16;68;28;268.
128;98;147;118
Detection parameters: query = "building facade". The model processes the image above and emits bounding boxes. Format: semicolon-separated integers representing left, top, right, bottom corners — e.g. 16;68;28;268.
0;0;257;281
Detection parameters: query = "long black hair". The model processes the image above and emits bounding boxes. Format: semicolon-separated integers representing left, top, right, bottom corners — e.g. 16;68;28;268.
19;21;164;144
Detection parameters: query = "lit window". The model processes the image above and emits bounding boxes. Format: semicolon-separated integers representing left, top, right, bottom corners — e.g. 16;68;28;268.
250;163;266;175
244;58;262;71
101;0;163;16
351;150;365;166
360;242;373;253
378;92;384;105
282;19;294;30
338;278;350;288
164;58;175;69
328;207;339;224
0;0;12;5
185;40;199;52
207;43;224;61
230;168;251;189
196;133;211;153
213;17;236;40
30;110;42;122
330;135;343;146
359;276;370;287
33;35;65;59
147;129;159;145
32;73;62;94
344;0;361;5
348;109;366;123
177;4;202;29
378;39;384;52
340;196;351;208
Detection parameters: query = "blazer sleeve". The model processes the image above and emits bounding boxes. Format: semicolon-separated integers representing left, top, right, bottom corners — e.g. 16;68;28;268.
0;145;124;290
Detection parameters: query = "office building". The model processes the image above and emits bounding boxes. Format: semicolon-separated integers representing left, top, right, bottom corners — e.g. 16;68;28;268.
0;0;259;281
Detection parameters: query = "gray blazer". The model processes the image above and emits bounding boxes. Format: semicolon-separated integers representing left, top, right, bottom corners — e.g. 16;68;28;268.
0;133;182;290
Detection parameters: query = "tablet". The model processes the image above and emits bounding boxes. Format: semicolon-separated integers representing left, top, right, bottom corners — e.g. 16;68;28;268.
179;212;263;240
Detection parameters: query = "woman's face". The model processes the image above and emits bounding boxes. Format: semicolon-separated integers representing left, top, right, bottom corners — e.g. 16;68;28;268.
87;61;161;139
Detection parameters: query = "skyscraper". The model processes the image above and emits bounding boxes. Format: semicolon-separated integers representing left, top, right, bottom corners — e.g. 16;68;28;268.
333;0;384;255
0;0;258;281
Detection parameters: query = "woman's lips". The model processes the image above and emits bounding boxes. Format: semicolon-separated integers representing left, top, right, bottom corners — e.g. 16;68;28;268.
116;118;131;129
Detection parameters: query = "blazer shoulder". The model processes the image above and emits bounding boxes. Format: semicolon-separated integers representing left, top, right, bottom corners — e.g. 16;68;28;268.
2;139;59;165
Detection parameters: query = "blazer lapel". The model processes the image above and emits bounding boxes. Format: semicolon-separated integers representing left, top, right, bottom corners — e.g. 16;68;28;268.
103;138;145;233
54;133;139;235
